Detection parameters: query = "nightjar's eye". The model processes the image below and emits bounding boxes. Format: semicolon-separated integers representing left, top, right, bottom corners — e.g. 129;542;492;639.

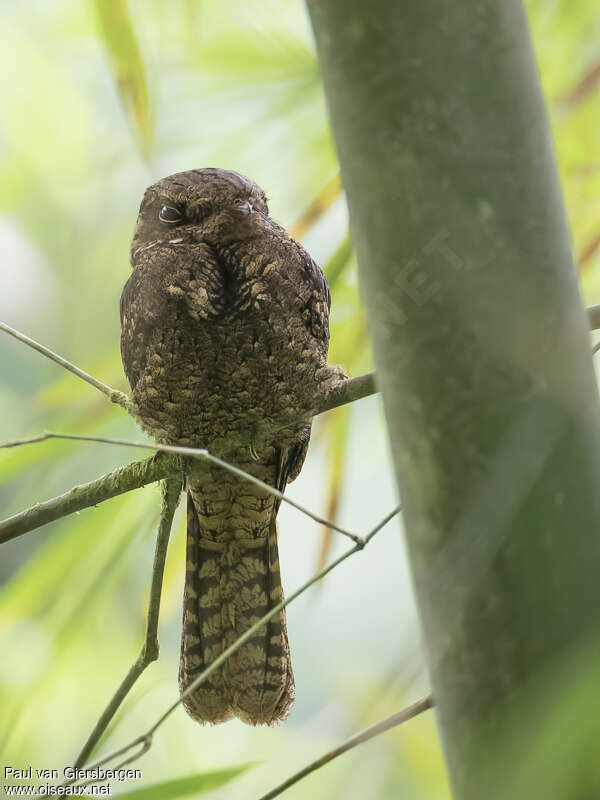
159;204;183;224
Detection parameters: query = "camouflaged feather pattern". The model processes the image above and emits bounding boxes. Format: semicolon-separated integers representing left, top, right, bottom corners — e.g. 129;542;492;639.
120;169;340;724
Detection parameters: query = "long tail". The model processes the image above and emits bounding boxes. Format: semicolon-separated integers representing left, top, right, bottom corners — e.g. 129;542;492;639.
178;489;295;725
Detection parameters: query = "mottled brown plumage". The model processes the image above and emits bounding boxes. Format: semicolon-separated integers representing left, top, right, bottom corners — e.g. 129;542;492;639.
120;168;341;725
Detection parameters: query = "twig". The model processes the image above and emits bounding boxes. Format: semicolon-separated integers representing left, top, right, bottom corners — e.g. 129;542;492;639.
2;301;598;418
0;373;376;543
1;433;362;544
0;315;374;424
258;695;434;800
73;476;182;768
311;371;376;416
0;321;132;412
64;505;402;786
588;305;600;331
0;453;180;544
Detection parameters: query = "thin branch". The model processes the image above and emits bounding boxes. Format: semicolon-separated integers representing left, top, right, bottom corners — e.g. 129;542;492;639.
588;305;600;332
2;301;599;420
0;453;181;544
258;695;434;800
66;734;151;785
311;371;376;415
1;315;373;424
203;371;377;455
0;373;377;543
1;432;363;544
73;476;182;768
64;505;402;786
0;320;132;412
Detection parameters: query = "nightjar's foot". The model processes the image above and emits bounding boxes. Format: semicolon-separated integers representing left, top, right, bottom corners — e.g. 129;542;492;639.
249;440;260;460
315;364;348;393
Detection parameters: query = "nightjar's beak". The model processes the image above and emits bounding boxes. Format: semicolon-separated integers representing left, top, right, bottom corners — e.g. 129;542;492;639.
232;200;253;215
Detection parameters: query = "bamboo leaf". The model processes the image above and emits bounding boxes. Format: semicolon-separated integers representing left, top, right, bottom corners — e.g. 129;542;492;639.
290;174;341;240
114;765;256;799
307;1;600;797
324;235;352;289
95;0;152;157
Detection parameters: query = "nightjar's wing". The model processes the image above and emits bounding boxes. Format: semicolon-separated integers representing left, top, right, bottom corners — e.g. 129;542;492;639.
121;225;334;727
299;253;331;352
178;240;333;726
273;250;332;486
120;241;228;392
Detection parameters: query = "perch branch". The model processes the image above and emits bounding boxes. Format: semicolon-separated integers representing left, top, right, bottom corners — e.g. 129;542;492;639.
3;433;361;544
0;372;376;543
258;695;434;800
587;305;600;331
0;318;377;418
2;298;598;421
74;476;182;767
64;505;401;785
0;321;132;411
0;453;181;544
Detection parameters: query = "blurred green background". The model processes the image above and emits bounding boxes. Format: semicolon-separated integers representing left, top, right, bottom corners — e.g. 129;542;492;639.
0;1;598;797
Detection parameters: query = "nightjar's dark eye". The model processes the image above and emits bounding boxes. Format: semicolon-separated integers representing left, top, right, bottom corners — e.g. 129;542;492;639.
159;205;183;224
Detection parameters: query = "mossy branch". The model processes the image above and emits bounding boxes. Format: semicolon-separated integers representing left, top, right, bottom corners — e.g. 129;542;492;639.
0;453;180;543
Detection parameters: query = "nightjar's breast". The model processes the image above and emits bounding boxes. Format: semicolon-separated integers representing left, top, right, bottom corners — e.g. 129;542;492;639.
120;217;331;450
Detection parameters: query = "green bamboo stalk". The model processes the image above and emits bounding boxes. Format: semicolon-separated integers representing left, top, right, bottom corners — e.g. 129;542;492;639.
307;1;600;797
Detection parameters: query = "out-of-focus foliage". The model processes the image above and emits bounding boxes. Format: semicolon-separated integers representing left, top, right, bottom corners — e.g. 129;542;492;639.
95;0;152;157
113;765;256;799
528;0;600;290
0;0;598;797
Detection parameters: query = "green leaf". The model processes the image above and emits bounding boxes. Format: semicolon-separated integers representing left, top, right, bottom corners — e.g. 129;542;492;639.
324;235;352;289
95;0;152;157
114;765;256;800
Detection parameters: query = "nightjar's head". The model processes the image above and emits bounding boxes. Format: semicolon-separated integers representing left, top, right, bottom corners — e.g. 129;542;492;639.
130;168;269;261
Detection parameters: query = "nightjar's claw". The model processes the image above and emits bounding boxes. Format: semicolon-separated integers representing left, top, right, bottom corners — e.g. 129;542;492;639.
315;363;348;392
249;440;259;461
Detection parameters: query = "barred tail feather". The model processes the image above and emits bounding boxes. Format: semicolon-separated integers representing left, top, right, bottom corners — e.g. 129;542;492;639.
179;491;294;725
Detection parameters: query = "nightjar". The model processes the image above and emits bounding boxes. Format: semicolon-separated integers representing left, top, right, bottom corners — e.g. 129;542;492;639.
120;168;341;725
